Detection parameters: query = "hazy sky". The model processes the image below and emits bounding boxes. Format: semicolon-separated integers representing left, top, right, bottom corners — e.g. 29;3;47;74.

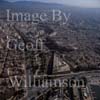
7;0;100;8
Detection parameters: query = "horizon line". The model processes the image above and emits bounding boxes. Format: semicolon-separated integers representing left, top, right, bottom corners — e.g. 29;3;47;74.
3;0;100;9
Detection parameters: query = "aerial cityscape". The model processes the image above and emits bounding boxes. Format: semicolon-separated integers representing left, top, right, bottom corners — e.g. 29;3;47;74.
0;0;100;100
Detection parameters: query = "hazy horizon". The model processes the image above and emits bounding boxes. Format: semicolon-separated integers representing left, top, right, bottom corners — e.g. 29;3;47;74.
5;0;100;8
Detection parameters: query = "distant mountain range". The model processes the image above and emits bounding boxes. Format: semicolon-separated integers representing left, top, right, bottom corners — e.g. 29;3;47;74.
0;0;100;18
0;0;100;10
0;0;66;10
